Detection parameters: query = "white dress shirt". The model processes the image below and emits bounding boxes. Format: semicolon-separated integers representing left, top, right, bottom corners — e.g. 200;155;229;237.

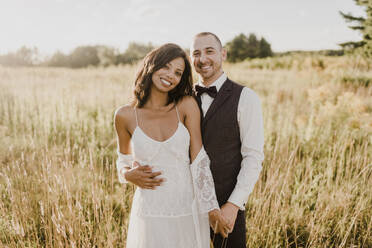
198;73;264;210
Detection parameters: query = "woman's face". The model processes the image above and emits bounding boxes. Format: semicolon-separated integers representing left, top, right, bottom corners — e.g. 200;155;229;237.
151;57;185;93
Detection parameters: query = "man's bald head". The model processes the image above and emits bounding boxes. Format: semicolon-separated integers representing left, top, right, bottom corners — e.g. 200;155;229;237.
193;32;223;50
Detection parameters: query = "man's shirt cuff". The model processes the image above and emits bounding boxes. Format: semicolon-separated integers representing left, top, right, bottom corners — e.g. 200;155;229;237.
228;187;249;211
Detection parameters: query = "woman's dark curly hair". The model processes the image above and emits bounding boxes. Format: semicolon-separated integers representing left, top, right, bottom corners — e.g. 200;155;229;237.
133;43;193;108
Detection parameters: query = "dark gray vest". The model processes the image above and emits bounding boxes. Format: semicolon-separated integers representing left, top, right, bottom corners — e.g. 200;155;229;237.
195;78;244;206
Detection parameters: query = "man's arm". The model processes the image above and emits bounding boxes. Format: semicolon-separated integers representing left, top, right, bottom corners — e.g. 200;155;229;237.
221;87;264;231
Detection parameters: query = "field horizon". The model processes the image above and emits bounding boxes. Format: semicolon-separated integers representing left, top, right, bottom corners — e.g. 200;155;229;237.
0;54;371;247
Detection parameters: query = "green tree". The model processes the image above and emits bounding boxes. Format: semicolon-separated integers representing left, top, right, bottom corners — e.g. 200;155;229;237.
0;46;38;66
68;46;100;68
246;33;260;58
97;46;117;66
258;38;273;58
340;0;372;57
117;42;154;64
225;33;249;62
226;33;273;62
47;51;70;67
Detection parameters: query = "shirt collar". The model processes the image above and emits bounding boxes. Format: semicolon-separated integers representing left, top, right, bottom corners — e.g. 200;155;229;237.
198;72;227;92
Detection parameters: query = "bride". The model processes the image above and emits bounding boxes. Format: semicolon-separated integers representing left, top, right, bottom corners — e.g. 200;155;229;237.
114;43;228;248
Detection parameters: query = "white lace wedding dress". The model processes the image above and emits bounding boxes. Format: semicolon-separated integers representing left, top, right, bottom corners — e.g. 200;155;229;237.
116;107;219;248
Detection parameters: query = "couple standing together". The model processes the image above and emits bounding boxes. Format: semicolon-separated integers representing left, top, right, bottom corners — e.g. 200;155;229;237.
115;32;264;248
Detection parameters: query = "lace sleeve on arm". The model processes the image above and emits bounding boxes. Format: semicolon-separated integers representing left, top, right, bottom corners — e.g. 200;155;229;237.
190;147;219;213
116;150;134;184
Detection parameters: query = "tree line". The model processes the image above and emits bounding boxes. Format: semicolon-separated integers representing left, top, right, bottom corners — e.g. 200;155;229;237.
0;42;155;68
0;33;274;68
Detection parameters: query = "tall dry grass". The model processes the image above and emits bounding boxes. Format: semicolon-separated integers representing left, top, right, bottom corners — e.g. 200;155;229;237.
0;55;371;247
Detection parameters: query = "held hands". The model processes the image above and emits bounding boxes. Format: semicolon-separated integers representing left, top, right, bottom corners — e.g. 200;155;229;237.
208;209;230;238
209;202;240;238
220;202;239;233
122;161;164;189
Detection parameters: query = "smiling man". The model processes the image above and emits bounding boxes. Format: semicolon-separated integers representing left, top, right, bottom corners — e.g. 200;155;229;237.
191;32;264;248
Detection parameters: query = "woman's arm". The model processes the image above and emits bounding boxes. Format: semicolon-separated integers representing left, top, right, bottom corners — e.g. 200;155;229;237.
114;106;163;189
180;97;229;237
181;97;203;162
114;106;133;156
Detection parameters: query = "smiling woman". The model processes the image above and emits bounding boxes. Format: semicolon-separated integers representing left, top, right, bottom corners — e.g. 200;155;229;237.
114;43;222;248
133;43;193;108
152;57;185;91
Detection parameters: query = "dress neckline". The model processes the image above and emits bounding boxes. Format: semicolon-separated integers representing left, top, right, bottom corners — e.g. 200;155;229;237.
133;105;186;143
133;122;188;144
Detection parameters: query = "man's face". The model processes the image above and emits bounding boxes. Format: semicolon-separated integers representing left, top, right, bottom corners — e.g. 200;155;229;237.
191;35;226;85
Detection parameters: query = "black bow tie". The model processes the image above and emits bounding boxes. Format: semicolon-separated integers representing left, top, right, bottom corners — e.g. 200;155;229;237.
195;85;217;98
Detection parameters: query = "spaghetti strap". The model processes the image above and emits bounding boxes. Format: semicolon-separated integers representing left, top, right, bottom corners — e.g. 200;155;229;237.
134;107;139;127
175;105;180;122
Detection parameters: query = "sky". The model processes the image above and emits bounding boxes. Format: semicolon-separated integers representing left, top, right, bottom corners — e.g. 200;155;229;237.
0;0;366;55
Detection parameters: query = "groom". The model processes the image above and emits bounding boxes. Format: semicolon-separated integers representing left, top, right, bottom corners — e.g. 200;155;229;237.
191;32;264;248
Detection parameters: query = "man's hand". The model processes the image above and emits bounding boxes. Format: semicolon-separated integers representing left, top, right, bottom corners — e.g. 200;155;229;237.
123;161;164;189
220;202;239;233
209;209;230;238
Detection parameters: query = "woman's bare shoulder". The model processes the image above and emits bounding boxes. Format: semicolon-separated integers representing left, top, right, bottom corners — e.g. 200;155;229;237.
114;104;135;127
178;96;200;117
178;96;199;110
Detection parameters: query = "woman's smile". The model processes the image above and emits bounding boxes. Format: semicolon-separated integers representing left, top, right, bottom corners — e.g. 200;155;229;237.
160;78;172;87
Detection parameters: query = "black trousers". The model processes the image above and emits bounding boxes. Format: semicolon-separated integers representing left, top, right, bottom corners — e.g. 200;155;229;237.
210;210;246;248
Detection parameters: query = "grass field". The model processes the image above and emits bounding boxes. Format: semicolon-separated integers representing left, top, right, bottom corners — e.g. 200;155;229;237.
0;55;371;247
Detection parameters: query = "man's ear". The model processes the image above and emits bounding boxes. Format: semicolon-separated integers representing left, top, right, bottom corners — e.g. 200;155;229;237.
221;48;227;61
